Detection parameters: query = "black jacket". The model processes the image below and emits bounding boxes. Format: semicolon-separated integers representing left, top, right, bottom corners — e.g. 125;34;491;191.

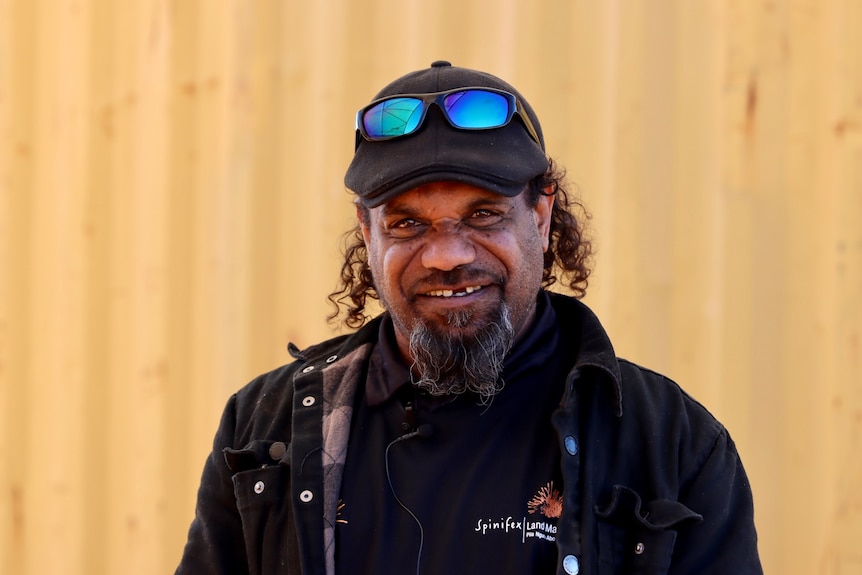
176;293;762;574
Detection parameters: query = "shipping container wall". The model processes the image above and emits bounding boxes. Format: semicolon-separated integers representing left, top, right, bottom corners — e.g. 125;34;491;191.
1;1;861;574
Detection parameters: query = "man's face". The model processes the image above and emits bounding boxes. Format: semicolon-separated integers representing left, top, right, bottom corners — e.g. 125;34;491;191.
359;181;554;373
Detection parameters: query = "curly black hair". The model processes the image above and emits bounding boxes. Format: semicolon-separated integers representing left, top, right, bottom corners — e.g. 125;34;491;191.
328;158;593;328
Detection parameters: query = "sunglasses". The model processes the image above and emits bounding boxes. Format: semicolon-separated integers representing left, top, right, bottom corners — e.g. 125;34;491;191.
355;87;542;145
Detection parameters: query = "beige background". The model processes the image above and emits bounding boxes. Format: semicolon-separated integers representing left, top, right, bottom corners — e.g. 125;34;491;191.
2;1;861;573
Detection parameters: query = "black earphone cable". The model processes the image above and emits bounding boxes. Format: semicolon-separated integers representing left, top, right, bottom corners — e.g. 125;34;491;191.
383;425;433;575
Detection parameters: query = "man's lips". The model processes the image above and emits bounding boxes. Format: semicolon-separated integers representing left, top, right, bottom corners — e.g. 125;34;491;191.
410;268;503;303
423;285;484;298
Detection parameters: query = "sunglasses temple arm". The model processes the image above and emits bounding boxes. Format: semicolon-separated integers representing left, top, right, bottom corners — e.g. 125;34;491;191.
516;102;542;148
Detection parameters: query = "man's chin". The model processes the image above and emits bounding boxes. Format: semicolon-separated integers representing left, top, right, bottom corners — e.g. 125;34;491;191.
407;303;515;404
417;301;500;333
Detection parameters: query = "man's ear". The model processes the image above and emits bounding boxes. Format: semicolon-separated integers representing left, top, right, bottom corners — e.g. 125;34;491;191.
535;186;555;252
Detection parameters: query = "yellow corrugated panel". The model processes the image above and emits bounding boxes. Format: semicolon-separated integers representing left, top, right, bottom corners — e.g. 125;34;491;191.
1;1;860;573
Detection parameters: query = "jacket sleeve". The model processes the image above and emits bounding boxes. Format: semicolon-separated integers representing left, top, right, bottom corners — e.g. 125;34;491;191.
175;394;250;575
672;428;763;574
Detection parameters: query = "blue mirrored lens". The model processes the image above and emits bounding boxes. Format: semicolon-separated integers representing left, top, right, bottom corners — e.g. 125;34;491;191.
442;90;509;128
362;97;424;138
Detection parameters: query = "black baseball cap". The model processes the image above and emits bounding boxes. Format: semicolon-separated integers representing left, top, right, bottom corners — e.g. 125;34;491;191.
345;61;549;208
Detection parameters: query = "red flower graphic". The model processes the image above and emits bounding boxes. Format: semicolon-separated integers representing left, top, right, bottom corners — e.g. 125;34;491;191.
527;482;563;518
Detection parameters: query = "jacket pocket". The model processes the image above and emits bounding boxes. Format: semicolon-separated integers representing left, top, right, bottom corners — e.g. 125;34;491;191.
595;485;702;575
225;441;297;574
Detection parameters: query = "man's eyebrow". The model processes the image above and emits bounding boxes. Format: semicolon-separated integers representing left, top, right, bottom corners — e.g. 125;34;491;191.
457;196;516;216
379;203;421;218
467;196;513;210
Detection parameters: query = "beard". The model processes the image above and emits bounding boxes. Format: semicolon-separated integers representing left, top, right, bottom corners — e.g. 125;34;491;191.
407;302;515;405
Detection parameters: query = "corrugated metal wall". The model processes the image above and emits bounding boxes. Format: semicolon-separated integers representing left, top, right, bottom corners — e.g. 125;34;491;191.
1;1;860;573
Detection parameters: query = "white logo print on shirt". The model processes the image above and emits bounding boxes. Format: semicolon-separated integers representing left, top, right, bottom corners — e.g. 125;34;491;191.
473;481;562;543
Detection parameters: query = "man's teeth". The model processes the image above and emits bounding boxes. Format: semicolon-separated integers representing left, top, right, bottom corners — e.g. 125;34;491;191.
427;285;483;298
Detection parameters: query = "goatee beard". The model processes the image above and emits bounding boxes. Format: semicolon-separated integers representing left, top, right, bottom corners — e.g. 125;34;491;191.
407;304;515;405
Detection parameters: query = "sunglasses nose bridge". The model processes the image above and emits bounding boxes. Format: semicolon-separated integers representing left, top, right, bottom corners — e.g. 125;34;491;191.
424;98;451;126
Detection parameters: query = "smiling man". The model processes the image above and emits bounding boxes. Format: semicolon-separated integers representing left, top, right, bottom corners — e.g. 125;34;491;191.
177;62;763;575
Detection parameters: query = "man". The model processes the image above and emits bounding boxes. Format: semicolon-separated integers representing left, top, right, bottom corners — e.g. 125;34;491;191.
176;61;762;574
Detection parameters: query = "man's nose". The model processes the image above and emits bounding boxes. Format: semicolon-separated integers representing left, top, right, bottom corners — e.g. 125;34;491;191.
420;228;477;271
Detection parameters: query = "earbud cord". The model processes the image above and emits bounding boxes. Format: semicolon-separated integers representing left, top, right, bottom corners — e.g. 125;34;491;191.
384;435;425;575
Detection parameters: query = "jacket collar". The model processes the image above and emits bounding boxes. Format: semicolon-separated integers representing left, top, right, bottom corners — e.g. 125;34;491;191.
546;292;624;416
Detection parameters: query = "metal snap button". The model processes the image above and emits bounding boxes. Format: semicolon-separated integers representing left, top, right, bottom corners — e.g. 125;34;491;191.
269;441;287;460
562;554;580;574
635;542;645;555
325;355;338;363
253;481;265;494
302;396;315;407
564;435;578;456
299;490;314;503
301;365;315;373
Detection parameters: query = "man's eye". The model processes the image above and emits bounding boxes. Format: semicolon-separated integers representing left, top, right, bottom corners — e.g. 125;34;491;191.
386;218;420;230
469;209;503;226
385;218;425;238
391;218;419;229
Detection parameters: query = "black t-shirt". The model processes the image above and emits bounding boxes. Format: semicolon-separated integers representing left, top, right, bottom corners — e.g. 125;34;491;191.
335;292;575;574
